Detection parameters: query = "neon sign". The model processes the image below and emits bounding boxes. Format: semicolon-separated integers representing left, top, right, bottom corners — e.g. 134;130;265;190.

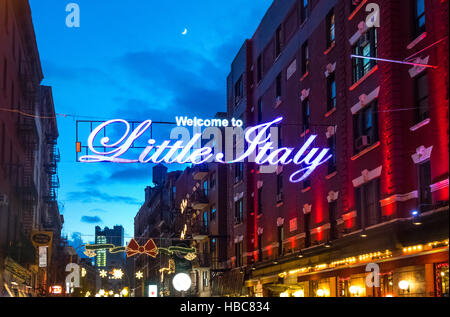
78;117;332;183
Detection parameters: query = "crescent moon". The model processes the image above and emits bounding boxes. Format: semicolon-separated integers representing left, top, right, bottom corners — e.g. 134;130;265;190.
182;28;188;35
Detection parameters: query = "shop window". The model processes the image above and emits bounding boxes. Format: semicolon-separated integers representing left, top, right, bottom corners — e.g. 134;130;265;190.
311;279;330;297
435;263;449;297
414;72;429;124
352;28;377;83
355;178;381;229
418;160;432;211
413;0;426;38
379;272;394;297
353;100;379;154
326;9;335;48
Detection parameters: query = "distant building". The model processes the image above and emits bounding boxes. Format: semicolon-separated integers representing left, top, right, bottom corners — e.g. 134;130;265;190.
94;226;124;269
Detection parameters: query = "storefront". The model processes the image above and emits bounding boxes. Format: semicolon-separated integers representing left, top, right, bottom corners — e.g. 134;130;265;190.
245;239;449;297
2;257;34;297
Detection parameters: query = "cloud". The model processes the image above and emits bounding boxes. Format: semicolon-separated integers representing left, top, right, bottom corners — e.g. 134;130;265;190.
66;189;141;205
81;216;103;224
89;208;108;213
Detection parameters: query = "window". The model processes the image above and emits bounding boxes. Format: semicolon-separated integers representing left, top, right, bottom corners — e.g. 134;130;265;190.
257;55;262;82
327;72;336;111
277;225;284;256
235;162;244;183
414;72;429;124
203;211;208;229
276;173;283;202
326;10;336;47
302;97;310;133
202;271;209;290
235;241;243;267
209;172;216;189
328;135;337;174
329;201;338;240
301;0;309;22
418;160;432;211
257;98;263;123
258;234;263;261
355;178;381;229
203;180;208;196
304;213;311;247
234;76;243;105
257;187;263;215
276;72;282;99
276;26;282;57
235;199;243;224
353;100;379;154
301;41;310;75
413;0;426;38
352;28;377;83
210;205;216;221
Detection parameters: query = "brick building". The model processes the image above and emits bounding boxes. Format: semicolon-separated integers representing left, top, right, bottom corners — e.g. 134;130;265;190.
0;0;62;297
226;0;448;297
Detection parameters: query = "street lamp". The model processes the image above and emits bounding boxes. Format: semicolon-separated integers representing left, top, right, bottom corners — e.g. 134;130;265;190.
172;273;191;292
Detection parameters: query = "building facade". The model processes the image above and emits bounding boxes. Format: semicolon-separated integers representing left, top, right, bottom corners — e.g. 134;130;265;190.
226;0;448;297
0;0;63;297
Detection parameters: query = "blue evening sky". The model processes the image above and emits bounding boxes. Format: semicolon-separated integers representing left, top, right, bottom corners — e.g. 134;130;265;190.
29;1;272;246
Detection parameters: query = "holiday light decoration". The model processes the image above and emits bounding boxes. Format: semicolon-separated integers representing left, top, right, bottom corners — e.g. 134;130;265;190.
78;117;332;183
126;239;158;258
112;269;124;279
99;270;108;278
184;253;197;261
136;271;144;279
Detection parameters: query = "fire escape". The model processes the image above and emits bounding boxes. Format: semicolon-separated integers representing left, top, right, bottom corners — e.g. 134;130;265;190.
43;135;60;230
17;58;39;220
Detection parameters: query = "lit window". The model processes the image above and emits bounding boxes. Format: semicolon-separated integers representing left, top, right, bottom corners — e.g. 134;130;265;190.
413;0;426;38
326;10;335;47
414;72;429;124
352;28;377;83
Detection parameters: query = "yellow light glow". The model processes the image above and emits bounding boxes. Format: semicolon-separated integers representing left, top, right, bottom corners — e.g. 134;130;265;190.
112;269;124;279
99;289;105;296
122;288;129;296
81;268;87;277
280;291;289;297
99;270;108;278
293;289;304;297
398;280;409;290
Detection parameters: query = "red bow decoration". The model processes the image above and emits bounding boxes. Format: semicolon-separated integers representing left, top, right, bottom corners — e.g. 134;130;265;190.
126;238;158;258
